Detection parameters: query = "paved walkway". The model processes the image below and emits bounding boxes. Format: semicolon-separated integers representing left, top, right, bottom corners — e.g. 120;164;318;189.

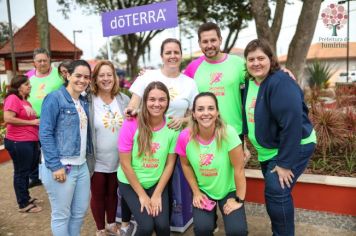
0;161;355;236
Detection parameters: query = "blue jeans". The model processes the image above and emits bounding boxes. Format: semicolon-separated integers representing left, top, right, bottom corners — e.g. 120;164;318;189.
4;139;39;208
192;191;248;236
261;143;315;236
41;162;90;236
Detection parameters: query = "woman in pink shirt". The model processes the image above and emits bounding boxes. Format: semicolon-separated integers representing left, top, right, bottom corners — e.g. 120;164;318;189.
4;75;42;213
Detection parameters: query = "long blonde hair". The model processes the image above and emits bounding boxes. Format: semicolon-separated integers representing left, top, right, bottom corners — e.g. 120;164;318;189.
189;92;226;149
137;81;170;157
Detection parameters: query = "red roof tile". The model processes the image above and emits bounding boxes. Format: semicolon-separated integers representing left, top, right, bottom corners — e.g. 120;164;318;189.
0;16;82;60
278;42;356;63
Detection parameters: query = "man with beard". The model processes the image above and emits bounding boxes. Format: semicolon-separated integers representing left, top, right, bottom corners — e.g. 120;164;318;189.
184;22;246;142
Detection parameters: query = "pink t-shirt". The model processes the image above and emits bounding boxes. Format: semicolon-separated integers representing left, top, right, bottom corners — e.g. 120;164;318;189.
118;118;139;152
4;94;39;141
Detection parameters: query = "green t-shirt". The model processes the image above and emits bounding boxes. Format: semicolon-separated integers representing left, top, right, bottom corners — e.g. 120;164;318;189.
246;80;317;162
28;67;64;117
176;125;242;199
193;55;245;134
117;118;179;189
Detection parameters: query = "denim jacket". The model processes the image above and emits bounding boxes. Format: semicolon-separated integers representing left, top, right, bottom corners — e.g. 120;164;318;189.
39;86;93;172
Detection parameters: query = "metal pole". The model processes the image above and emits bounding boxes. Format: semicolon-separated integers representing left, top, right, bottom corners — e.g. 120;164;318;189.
6;0;17;76
346;0;350;82
73;30;76;59
106;37;112;61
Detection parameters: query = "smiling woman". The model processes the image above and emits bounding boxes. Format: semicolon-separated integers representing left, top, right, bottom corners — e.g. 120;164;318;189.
117;81;179;236
242;39;317;236
39;60;94;236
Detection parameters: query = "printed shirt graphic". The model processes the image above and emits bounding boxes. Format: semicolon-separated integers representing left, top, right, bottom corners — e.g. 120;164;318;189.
4;94;39;141
190;55;245;134
129;69;198;118
246;80;278;162
94;96;123;172
60;99;88;166
28;67;64;117
117;118;179;189
175;125;241;199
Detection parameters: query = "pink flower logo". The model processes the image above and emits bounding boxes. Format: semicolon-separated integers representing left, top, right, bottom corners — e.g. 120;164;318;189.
151;142;160;154
199;153;214;166
321;4;347;36
210;72;223;85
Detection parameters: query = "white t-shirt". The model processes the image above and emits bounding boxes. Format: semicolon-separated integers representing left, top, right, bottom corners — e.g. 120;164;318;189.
61;99;87;166
93;96;123;173
129;69;198;118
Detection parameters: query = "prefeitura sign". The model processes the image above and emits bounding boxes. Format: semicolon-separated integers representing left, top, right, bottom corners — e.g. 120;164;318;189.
101;0;178;37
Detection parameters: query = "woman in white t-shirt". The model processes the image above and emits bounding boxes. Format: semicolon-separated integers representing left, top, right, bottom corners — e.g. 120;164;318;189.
125;38;198;130
88;61;134;236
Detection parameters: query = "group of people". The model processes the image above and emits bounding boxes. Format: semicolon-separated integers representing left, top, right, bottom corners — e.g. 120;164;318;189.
3;21;316;236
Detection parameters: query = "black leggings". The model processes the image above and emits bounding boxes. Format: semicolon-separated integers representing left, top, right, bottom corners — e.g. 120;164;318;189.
118;182;170;236
193;191;248;236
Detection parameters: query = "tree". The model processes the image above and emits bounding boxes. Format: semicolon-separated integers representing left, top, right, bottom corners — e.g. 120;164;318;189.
180;0;253;53
57;0;163;78
251;0;323;85
0;22;12;47
34;0;50;53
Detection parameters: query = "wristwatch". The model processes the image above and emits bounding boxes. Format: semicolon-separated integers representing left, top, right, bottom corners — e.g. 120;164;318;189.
235;196;245;204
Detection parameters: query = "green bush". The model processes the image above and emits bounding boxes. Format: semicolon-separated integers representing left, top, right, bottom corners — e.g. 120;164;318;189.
307;60;334;89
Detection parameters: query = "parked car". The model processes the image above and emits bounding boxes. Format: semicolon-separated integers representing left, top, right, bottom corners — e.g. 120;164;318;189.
338;71;356;83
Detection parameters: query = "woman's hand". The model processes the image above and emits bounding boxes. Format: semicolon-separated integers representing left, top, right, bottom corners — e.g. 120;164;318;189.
167;117;184;130
123;107;138;119
271;165;295;189
150;193;162;217
223;198;243;215
192;191;207;209
139;193;152;215
52;168;66;183
32;119;40;126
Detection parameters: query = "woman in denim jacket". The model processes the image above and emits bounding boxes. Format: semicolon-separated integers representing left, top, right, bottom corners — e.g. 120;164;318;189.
39;60;93;236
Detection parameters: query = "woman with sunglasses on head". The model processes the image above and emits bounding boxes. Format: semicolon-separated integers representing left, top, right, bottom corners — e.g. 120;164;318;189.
88;60;134;236
118;81;179;236
175;92;248;236
242;39;316;235
39;60;93;236
4;75;42;213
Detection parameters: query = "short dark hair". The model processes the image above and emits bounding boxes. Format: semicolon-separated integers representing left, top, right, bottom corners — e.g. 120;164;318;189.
198;22;222;41
244;39;280;78
58;59;73;80
160;38;182;56
33;48;50;59
64;59;92;86
5;75;30;100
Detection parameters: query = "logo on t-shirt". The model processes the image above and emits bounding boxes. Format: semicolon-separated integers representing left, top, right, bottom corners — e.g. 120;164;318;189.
36;83;47;99
248;98;256;123
199;153;214;167
168;87;179;101
210;72;223;85
23;105;36;117
103;112;123;132
151;142;160;154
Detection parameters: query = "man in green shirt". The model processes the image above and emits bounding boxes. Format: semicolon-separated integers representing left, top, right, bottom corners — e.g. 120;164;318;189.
27;48;63;188
27;48;63;117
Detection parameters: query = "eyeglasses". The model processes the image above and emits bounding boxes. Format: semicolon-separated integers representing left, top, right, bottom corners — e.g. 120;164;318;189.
103;104;115;118
35;59;49;63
